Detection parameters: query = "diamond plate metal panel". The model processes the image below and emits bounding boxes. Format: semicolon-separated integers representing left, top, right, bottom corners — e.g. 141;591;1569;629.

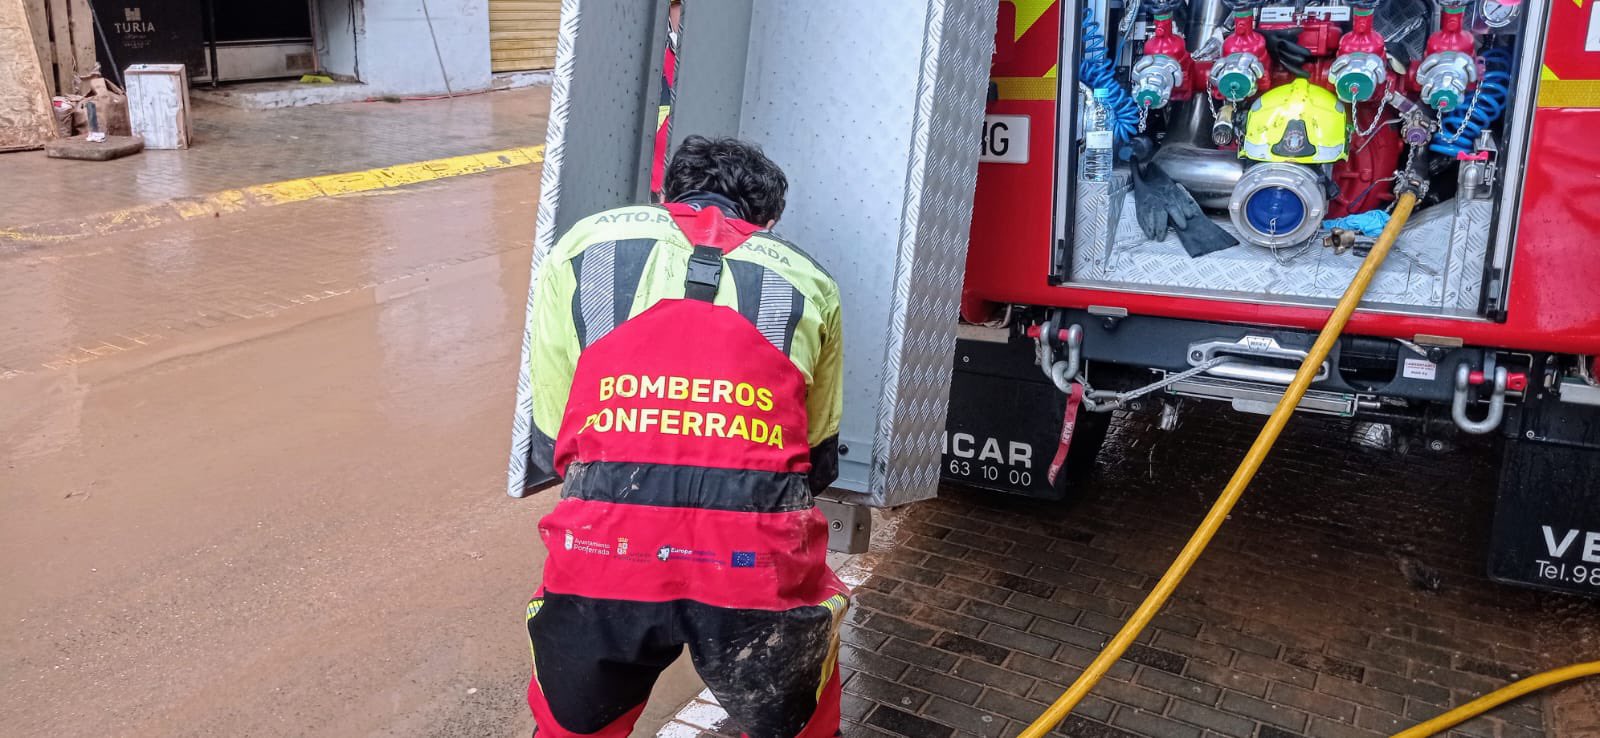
1071;170;1132;281
1071;191;1484;313
870;0;1003;507
1443;198;1492;310
739;1;997;507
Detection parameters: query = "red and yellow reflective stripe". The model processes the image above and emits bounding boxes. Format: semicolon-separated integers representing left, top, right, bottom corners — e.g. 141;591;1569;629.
1537;0;1600;106
1010;0;1057;40
992;0;1061;100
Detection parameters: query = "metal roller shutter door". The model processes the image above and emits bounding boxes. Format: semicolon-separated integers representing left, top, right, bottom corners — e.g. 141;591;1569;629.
489;0;559;72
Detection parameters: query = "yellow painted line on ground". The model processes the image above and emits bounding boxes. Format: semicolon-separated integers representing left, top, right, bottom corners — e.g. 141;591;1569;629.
0;145;545;245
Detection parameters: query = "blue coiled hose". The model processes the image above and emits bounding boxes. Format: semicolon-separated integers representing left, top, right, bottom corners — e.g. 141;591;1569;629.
1429;47;1512;157
1080;14;1139;144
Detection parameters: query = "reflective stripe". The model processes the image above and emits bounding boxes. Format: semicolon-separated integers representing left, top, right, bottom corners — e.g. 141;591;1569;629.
1241;138;1345;162
816;593;849;700
573;241;616;347
572;239;655;348
728;259;804;354
757;268;798;351
526;597;544;664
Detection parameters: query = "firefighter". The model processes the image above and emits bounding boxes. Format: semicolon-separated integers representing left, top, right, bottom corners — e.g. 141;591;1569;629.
522;135;847;738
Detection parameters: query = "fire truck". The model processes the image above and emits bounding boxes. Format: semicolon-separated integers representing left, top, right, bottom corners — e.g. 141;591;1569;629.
507;0;1600;598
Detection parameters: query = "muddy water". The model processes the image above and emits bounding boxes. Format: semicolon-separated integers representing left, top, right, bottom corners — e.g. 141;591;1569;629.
0;181;700;736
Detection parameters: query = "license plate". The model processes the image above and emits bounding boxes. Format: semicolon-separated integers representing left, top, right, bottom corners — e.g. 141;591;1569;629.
979;115;1029;164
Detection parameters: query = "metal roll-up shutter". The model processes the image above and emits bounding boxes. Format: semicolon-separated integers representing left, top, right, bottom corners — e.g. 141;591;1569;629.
489;0;560;72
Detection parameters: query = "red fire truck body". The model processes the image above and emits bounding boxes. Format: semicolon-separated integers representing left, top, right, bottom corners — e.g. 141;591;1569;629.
968;0;1600;352
943;0;1600;597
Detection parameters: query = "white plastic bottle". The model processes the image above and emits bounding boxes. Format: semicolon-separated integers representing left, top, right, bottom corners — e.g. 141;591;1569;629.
1082;88;1113;182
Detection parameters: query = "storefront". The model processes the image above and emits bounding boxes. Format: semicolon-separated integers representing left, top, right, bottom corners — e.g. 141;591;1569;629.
75;1;555;97
91;0;316;83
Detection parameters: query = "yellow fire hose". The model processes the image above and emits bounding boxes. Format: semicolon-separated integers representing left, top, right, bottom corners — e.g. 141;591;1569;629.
1018;191;1597;737
1390;660;1600;738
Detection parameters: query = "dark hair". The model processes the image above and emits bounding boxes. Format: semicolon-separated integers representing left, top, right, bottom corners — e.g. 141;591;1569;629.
663;136;788;224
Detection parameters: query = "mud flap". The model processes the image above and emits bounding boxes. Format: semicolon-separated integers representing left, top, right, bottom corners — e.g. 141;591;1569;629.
1488;371;1600;598
941;336;1110;499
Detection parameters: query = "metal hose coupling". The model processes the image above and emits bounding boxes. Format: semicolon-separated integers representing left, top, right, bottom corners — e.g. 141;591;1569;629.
1418;51;1479;113
1393;151;1430;199
1133;55;1185;109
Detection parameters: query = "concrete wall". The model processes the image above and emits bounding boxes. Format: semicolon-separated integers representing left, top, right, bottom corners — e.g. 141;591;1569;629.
311;0;491;96
359;0;491;95
316;0;361;80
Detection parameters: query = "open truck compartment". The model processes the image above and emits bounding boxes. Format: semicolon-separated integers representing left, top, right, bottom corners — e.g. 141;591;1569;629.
505;0;997;508
1052;0;1545;318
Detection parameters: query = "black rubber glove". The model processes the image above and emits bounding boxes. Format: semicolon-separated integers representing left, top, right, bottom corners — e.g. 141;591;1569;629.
1133;160;1171;242
1262;29;1312;78
1144;160;1239;257
1127;137;1169;241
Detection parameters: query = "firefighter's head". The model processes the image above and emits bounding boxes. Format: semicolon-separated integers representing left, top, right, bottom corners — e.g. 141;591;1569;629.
664;135;788;226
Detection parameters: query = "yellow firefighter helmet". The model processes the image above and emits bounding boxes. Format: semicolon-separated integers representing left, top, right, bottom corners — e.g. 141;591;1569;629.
1241;79;1348;164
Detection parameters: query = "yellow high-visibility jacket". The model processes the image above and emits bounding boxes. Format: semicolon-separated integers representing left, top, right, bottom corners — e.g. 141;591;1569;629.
521;202;843;495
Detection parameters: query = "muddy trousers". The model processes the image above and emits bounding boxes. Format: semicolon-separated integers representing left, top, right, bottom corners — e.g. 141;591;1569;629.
526;592;846;738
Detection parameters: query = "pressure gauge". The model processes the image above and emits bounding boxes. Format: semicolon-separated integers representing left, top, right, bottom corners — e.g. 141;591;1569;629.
1481;0;1520;29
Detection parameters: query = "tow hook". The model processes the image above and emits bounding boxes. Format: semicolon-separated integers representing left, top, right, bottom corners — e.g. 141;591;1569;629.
1452;363;1509;434
1029;317;1083;393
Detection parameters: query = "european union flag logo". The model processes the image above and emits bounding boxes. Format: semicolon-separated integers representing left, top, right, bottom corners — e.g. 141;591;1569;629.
731;551;757;568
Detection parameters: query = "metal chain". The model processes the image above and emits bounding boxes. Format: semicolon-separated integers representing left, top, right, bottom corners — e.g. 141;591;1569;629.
1439;83;1482;145
1083;356;1237;409
1138;101;1152;133
1392;144;1429;206
1349;96;1387;139
1273;239;1314;265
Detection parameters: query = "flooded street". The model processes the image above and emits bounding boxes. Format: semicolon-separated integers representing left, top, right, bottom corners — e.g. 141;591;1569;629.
1;89;699;737
2;174;543;737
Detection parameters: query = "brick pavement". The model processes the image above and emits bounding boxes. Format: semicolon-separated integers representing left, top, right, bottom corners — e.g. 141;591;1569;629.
1;87;549;226
8;76;1598;738
821;409;1600;738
